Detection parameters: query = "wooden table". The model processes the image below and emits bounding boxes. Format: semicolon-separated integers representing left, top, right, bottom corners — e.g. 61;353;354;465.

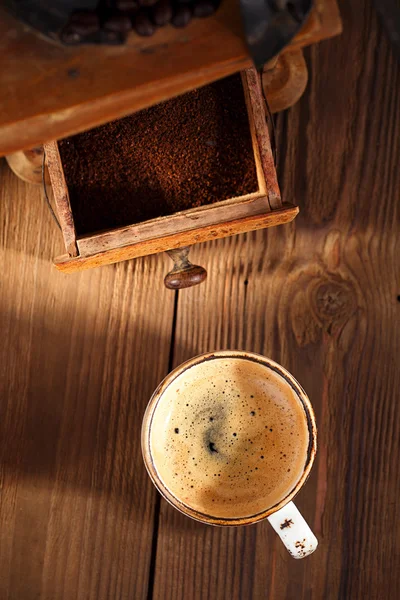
0;0;399;597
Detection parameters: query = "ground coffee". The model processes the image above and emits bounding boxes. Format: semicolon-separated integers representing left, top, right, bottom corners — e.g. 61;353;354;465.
58;73;258;236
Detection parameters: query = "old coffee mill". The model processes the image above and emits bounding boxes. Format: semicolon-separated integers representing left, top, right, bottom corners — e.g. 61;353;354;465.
45;67;291;280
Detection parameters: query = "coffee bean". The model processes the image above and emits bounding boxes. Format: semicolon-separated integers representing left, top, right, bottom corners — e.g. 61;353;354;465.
171;5;192;27
193;0;216;18
140;0;159;6
151;0;173;26
103;11;132;32
67;10;100;35
60;26;82;45
116;0;139;9
133;10;156;35
100;29;123;43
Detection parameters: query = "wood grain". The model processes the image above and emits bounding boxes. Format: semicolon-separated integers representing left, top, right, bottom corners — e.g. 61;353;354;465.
44;141;78;257
151;0;400;598
242;69;282;209
54;206;299;273
0;161;175;599
1;0;399;598
74;193;269;257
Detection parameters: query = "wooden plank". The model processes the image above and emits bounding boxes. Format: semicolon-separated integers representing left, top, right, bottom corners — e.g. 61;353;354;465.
44;141;78;257
0;160;175;599
241;70;270;197
150;0;400;597
76;194;270;257
242;68;282;209
54;205;299;273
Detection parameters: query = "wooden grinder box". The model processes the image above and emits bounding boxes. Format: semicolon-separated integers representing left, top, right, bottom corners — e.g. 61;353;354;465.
45;67;298;284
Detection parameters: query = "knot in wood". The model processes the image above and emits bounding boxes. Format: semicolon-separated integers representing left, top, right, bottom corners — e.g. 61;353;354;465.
316;282;351;318
311;279;357;335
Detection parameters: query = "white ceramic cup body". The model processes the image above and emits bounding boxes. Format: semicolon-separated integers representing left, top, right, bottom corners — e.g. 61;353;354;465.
141;351;317;559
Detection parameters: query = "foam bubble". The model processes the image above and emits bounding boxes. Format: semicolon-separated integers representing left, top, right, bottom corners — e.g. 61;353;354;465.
149;358;309;519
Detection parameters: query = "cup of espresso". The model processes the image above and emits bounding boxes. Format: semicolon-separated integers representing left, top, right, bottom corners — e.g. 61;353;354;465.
141;351;317;558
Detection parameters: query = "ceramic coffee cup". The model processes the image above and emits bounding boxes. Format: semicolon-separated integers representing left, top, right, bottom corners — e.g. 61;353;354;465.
141;351;317;558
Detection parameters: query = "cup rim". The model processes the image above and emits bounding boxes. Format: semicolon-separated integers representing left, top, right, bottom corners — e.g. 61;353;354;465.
141;350;317;527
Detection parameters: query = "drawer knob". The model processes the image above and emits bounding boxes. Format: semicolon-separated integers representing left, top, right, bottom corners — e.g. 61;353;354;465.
164;247;207;290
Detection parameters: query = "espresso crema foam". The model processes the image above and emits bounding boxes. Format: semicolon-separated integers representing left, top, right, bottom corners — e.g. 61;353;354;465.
149;357;309;519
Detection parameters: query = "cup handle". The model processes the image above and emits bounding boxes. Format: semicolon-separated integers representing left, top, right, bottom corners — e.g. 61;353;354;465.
267;501;318;559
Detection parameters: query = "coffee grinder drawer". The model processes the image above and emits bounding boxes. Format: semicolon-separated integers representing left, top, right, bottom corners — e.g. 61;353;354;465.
44;67;298;288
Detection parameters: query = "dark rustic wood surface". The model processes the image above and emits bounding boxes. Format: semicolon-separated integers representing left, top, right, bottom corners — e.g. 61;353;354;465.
0;173;176;599
0;0;399;598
